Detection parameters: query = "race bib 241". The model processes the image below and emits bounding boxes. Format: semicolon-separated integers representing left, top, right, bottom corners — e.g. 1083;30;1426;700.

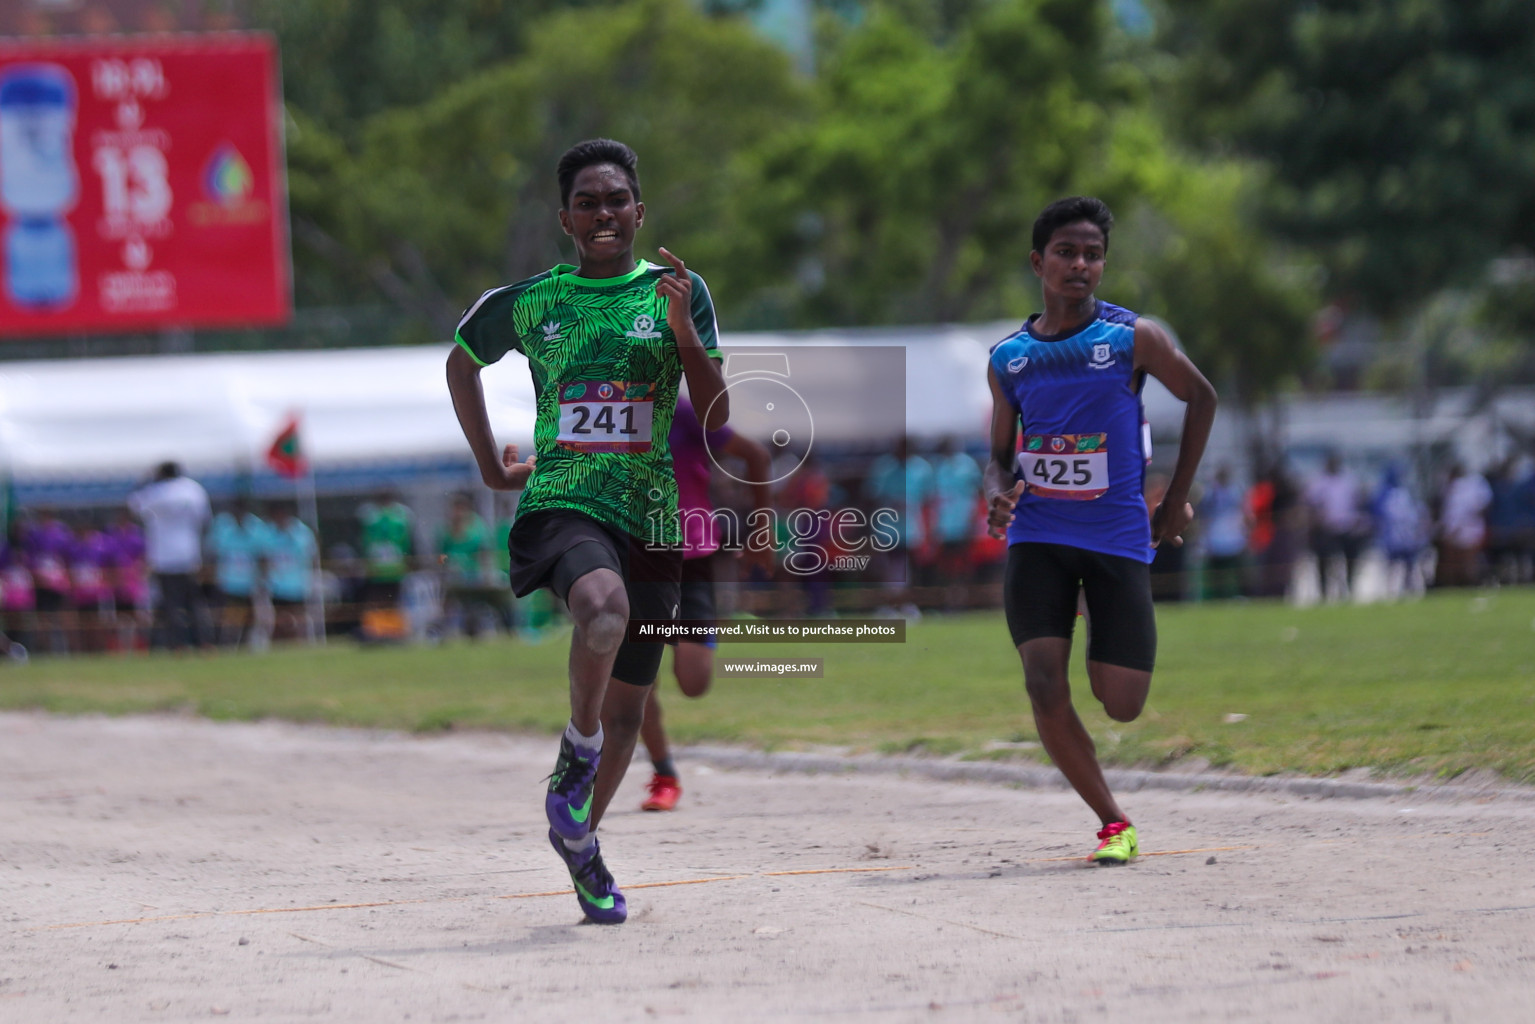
557;381;655;453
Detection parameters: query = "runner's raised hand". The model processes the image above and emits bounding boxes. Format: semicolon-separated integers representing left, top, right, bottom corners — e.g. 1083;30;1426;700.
655;247;696;343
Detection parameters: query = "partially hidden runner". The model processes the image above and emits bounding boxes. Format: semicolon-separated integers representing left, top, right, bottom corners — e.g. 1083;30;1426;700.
638;394;772;812
446;139;728;922
983;196;1216;865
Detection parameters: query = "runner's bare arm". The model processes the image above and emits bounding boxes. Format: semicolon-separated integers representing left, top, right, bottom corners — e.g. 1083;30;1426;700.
1133;318;1217;547
446;345;536;491
984;364;1026;540
656;247;729;430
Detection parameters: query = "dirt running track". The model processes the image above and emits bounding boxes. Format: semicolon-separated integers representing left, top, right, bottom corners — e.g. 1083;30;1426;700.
3;711;1534;1023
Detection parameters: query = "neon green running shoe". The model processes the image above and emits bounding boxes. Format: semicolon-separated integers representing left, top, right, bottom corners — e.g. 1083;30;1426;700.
1089;821;1138;865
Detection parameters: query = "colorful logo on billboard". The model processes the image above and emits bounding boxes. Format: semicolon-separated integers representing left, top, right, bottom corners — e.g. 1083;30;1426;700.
202;144;253;205
188;141;265;227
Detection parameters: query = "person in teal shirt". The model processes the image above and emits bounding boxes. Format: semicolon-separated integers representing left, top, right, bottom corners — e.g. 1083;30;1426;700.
263;503;317;641
206;500;267;647
864;436;935;603
933;438;983;594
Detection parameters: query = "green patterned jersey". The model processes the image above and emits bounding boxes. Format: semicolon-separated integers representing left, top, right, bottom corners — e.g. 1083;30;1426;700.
454;260;720;543
359;501;414;582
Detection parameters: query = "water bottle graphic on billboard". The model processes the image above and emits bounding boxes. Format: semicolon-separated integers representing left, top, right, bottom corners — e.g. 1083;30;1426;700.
0;63;80;310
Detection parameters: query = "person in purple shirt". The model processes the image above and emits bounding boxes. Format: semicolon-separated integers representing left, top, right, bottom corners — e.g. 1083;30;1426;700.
23;511;75;654
637;395;772;812
107;513;150;651
71;526;117;651
0;524;35;660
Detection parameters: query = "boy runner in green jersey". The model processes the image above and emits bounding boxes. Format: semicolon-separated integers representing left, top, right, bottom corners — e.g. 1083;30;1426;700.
447;139;728;923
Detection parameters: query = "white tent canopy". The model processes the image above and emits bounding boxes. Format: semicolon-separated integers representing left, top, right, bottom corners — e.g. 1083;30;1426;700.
0;320;1202;494
7;320;1521;518
0;324;1004;479
0;345;535;480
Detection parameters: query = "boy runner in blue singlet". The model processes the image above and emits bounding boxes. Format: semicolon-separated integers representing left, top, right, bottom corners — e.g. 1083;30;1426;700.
984;197;1217;865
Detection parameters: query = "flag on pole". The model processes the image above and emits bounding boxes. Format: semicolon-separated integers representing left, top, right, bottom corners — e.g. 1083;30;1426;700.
266;415;307;479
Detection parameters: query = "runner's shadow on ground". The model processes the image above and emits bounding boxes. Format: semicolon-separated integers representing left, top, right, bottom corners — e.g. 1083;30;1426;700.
394;923;601;956
276;925;592;962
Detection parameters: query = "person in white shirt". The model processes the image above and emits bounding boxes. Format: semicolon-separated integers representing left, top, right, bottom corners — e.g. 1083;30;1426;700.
127;462;211;650
1304;453;1368;601
1436;463;1493;587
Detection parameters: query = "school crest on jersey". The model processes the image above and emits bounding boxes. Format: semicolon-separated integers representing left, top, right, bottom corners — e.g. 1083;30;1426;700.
1089;343;1114;370
626;314;662;339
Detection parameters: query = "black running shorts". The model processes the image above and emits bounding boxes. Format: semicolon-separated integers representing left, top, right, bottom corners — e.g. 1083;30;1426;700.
1002;541;1157;672
671;553;718;649
506;509;682;686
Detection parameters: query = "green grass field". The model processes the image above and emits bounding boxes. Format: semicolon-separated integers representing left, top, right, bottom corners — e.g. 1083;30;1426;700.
4;590;1534;783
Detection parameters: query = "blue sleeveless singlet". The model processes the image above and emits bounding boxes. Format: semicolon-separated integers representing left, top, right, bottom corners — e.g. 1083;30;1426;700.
988;300;1152;563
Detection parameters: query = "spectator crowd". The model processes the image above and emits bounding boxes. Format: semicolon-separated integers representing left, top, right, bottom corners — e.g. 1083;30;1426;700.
1183;453;1535;603
0;462;319;657
845;438;1535;607
0;444;1530;660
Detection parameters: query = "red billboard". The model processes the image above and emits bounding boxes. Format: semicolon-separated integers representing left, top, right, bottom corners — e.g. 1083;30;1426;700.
0;34;290;337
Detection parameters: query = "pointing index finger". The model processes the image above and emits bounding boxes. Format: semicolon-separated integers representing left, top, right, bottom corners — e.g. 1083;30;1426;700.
657;246;686;276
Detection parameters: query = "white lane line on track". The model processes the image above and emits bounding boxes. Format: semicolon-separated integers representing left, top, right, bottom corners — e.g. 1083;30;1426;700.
32;865;919;931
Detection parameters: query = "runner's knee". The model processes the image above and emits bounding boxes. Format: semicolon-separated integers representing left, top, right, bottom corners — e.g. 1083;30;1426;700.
1022;664;1070;713
571;581;628;656
674;646;713;697
581;605;627;655
676;669;711;699
1101;690;1146;723
1088;664;1150;722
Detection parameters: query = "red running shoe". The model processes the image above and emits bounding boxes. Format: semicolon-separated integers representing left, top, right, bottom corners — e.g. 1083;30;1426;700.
641;773;682;811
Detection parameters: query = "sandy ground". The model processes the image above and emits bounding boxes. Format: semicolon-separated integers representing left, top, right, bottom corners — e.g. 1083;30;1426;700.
3;712;1535;1023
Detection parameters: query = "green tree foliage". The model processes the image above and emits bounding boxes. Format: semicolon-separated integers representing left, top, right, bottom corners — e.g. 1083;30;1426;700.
1111;159;1318;404
711;0;1313;397
716;0;1138;326
250;0;606;309
281;0;805;334
249;0;606;134
271;0;1315;399
1159;0;1535;318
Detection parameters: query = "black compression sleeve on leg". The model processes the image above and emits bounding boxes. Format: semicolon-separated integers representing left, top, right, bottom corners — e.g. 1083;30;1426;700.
549;540;623;603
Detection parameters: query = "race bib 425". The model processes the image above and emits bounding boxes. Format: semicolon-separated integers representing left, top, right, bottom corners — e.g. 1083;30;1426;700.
1016;432;1109;500
557;381;655;453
